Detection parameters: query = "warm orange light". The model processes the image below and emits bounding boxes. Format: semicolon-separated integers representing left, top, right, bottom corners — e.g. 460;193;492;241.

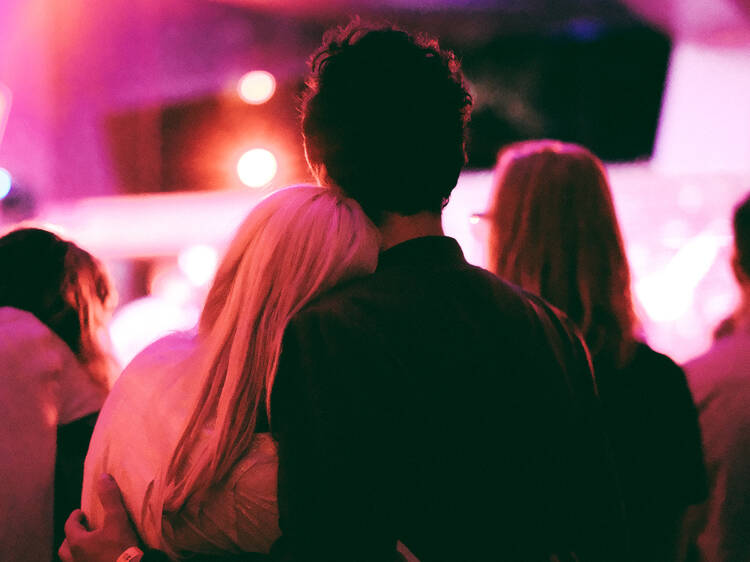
238;71;276;105
237;148;278;188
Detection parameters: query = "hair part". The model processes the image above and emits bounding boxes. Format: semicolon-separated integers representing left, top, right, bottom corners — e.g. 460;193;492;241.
153;185;379;556
301;19;472;223
487;140;637;365
0;227;116;387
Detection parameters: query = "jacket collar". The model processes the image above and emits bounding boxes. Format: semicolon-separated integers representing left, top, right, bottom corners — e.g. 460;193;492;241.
377;236;466;270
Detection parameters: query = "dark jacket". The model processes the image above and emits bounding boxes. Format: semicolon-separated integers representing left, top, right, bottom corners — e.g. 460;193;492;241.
269;236;627;561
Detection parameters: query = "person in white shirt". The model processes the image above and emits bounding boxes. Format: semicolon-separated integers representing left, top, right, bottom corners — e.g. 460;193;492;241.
684;192;750;562
0;228;116;562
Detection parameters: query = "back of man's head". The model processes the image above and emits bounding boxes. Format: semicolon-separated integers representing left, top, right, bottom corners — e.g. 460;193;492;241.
734;192;750;280
301;21;472;223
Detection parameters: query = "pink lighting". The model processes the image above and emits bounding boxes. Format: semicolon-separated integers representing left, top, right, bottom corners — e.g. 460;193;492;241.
238;70;276;105
37;189;266;259
634;229;727;323
0;83;10;146
654;40;750;174
109;295;200;369
237;148;278;188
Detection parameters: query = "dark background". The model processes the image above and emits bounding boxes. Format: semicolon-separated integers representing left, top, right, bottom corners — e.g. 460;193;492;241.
105;2;670;194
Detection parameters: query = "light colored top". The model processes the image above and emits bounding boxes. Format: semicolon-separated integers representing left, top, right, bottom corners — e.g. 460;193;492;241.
685;325;750;562
0;307;107;562
82;331;280;557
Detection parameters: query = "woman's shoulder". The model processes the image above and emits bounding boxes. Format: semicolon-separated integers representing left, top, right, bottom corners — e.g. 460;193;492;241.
0;307;70;373
114;331;198;386
0;307;107;421
629;341;682;373
0;306;49;335
611;342;690;401
127;330;197;364
595;341;686;396
98;331;200;441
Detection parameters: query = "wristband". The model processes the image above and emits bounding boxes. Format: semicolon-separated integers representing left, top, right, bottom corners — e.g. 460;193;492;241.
116;546;144;562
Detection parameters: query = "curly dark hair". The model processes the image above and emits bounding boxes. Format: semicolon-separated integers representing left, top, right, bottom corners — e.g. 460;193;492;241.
301;20;473;223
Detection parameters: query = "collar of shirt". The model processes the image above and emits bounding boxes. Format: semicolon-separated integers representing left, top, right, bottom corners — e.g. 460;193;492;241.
377;236;465;271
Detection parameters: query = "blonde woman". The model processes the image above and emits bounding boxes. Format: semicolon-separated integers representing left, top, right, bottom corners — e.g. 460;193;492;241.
486;140;707;561
81;185;380;559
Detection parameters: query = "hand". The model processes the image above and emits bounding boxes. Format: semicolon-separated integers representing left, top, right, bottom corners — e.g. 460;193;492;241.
59;473;141;562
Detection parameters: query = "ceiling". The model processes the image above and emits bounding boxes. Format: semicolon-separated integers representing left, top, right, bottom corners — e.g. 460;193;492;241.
212;0;750;38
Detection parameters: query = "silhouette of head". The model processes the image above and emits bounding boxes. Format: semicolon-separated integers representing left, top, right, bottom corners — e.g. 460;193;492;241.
301;21;472;224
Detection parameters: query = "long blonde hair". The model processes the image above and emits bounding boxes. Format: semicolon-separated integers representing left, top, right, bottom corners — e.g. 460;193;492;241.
487;140;636;366
153;185;379;554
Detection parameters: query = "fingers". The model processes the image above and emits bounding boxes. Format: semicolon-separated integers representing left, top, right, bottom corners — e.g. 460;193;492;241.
58;539;73;562
64;509;89;541
97;473;126;515
97;473;132;529
97;473;140;549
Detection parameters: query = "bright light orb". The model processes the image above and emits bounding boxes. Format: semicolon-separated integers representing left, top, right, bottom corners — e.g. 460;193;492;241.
238;70;276;105
178;244;219;287
0;167;11;200
237;148;278;188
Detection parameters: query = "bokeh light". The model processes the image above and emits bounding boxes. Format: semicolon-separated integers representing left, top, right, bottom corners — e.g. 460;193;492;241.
109;295;200;370
238;70;276;105
634;230;723;323
237;148;278;188
149;264;193;304
178;244;219;287
0;167;11;200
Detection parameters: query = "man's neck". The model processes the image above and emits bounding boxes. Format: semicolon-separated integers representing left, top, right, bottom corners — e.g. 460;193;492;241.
378;211;444;251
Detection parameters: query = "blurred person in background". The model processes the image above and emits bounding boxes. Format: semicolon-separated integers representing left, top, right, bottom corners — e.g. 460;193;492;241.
0;227;116;562
486;140;707;561
78;186;379;560
683;192;750;562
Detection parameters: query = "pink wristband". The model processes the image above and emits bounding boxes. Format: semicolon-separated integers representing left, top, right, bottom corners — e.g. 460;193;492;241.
116;546;144;562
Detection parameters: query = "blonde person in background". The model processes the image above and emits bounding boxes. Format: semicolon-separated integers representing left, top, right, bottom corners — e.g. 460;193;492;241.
80;185;379;559
0;228;116;562
485;140;707;561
